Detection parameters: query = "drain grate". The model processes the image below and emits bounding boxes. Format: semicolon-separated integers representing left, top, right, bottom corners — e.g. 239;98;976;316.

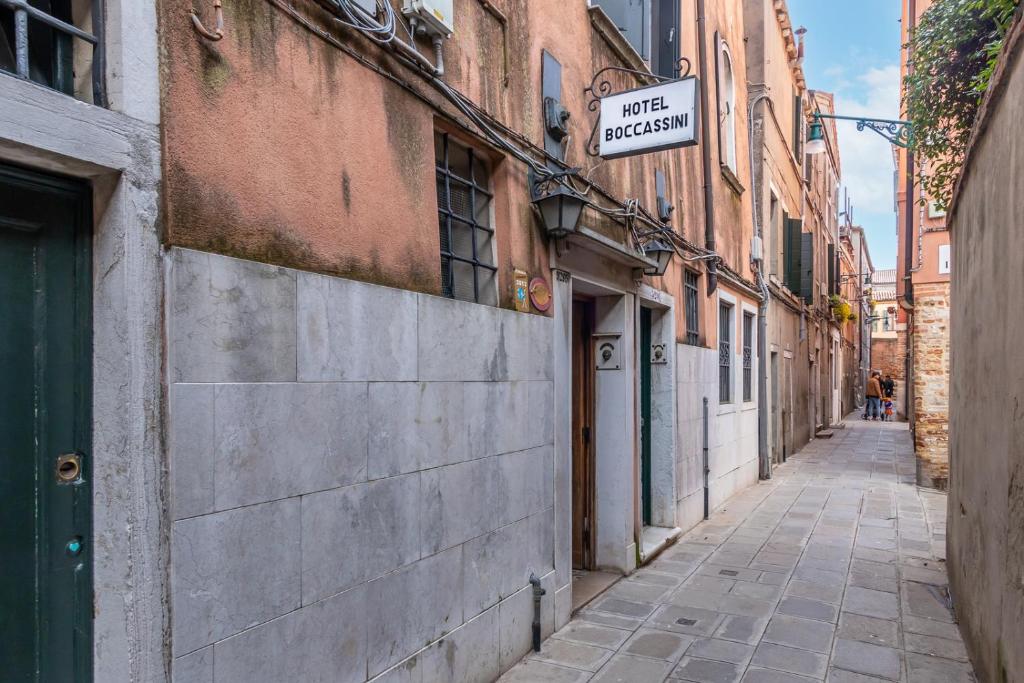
719;569;739;577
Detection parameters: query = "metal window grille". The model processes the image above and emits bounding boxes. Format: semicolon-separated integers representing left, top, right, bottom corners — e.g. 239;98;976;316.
435;132;497;305
742;312;753;402
684;270;699;346
719;302;731;403
1;0;106;104
684;270;700;344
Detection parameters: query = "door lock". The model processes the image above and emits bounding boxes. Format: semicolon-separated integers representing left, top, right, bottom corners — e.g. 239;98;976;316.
55;453;82;484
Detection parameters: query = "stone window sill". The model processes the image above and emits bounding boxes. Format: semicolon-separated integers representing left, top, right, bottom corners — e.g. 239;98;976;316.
721;165;746;196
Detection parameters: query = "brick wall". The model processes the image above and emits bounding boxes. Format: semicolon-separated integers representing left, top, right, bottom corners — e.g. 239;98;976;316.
912;282;950;489
872;331;908;419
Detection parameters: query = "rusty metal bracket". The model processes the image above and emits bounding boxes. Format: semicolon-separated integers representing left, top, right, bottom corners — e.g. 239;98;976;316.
191;0;225;41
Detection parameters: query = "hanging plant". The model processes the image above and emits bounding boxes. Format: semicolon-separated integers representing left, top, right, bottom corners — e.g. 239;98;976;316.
830;297;853;322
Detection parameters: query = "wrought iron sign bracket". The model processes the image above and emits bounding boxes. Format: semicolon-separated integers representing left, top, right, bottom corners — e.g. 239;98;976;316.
813;113;913;149
584;57;693;158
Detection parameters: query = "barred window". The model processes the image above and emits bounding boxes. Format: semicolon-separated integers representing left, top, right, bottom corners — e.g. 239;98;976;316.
719;302;732;403
743;312;754;402
435;132;497;305
684;270;700;346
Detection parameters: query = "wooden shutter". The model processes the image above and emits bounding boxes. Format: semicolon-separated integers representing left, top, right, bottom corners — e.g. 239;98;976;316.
595;0;648;59
652;0;680;78
793;93;803;159
827;243;836;296
800;232;815;304
784;216;803;293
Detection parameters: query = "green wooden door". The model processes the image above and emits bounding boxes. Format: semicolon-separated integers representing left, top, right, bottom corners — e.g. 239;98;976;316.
0;163;92;682
640;307;652;527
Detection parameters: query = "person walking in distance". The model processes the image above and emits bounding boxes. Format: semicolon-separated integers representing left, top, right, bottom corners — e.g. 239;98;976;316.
865;371;883;421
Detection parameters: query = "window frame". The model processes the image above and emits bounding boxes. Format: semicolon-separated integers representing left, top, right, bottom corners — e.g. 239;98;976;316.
0;0;106;104
434;131;498;306
742;311;754;402
719;301;733;404
717;39;737;173
683;269;700;346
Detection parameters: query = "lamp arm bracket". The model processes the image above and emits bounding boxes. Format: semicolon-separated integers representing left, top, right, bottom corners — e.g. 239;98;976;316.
812;113;912;149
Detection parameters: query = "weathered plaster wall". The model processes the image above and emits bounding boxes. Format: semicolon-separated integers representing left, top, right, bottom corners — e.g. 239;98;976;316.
166;248;557;682
913;282;950;489
157;0;757;345
947;17;1024;682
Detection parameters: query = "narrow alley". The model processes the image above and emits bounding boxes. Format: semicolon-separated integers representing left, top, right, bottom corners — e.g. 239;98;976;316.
502;418;974;683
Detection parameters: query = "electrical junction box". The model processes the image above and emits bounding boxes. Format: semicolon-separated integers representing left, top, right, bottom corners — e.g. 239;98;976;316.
750;235;763;262
403;0;454;37
350;0;378;15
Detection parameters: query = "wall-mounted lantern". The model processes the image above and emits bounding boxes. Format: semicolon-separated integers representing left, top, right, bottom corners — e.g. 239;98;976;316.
642;239;674;277
532;184;586;239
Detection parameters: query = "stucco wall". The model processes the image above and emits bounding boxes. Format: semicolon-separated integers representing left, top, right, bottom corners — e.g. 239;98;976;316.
166;248;558;682
947;17;1024;683
157;0;758;348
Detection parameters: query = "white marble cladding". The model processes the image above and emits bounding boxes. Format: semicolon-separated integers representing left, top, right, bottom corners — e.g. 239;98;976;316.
167;248;555;682
675;344;759;530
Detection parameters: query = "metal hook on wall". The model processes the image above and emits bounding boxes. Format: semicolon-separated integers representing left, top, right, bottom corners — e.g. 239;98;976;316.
191;0;225;41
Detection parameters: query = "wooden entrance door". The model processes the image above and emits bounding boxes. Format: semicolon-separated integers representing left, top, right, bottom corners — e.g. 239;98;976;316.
572;299;595;570
0;164;92;682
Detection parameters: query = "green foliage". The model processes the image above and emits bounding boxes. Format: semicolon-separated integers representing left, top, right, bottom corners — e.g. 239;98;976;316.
904;0;1020;208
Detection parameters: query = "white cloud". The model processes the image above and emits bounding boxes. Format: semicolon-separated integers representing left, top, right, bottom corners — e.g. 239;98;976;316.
831;64;901;220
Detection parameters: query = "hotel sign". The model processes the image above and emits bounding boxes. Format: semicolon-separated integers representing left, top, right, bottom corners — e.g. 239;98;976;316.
598;77;699;159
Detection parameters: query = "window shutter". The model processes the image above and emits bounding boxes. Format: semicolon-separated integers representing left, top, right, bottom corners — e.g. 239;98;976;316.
800;232;815;304
827;243;836;296
793;93;803;159
652;0;680;78
784;216;802;293
595;0;649;59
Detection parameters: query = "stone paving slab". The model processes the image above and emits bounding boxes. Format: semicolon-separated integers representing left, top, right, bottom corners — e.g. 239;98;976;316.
499;419;977;682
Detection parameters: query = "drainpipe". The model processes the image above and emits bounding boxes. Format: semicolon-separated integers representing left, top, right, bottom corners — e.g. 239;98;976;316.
702;397;710;519
529;573;545;652
748;91;772;480
901;0;916;309
695;0;718;294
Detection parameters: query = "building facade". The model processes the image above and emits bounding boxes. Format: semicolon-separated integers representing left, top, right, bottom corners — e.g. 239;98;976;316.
897;0;952;488
157;0;765;679
0;0;869;680
946;10;1024;682
841;225;874;415
869;267;907;419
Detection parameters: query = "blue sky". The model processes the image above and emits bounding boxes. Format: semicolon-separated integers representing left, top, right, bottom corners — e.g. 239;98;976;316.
788;0;903;269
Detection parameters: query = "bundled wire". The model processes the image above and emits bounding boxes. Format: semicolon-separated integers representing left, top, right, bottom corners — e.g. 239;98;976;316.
325;0;398;43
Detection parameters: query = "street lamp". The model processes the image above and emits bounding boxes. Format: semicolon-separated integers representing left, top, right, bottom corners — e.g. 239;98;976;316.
806;113;913;154
641;239;674;277
532;184;586;238
806;120;827;155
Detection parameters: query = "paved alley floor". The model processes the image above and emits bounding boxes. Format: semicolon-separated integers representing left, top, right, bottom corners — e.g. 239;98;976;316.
500;418;975;683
